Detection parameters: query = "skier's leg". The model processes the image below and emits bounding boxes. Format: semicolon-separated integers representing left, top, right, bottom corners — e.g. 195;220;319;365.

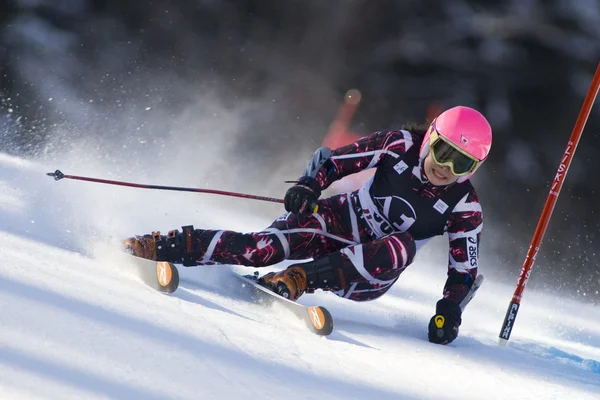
123;225;293;266
261;231;416;301
124;195;362;267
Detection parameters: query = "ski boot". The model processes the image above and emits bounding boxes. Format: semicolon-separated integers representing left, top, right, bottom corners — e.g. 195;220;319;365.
123;232;164;261
259;255;343;301
122;225;199;266
260;266;308;300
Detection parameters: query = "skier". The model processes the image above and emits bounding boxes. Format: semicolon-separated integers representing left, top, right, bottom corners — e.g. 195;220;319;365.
124;105;492;345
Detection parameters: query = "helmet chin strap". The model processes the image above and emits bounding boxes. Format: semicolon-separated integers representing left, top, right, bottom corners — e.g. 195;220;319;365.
456;173;471;184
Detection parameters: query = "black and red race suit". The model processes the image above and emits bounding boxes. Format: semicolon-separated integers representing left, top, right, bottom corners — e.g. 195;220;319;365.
189;129;482;304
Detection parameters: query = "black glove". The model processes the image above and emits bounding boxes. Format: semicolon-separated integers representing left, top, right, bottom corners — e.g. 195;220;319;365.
428;298;462;345
284;176;322;214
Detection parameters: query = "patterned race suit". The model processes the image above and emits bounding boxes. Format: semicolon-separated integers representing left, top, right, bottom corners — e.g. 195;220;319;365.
188;129;482;304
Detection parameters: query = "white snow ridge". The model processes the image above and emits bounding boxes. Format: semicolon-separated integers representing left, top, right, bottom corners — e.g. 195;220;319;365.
1;152;599;400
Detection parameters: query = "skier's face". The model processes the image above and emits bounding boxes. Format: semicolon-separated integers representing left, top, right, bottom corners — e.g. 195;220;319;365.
424;153;460;186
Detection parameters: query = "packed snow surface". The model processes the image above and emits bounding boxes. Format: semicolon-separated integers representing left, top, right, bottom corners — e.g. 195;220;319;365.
1;152;599;400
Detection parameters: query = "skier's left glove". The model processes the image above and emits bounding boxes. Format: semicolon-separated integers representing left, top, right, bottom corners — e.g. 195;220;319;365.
284;176;321;214
428;298;462;345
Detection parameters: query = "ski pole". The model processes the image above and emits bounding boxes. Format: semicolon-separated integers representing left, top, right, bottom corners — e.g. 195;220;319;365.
46;169;285;205
498;61;600;345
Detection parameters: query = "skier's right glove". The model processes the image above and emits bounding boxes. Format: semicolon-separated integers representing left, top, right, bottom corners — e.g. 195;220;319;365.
284;176;321;214
428;298;462;345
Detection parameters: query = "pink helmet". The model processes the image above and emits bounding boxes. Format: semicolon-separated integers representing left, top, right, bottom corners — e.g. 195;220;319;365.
419;106;492;183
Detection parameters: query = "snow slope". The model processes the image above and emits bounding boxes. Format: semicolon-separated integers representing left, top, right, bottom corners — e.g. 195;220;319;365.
1;152;599;400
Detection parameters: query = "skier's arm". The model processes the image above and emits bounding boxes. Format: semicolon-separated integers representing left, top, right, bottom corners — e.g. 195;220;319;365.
428;191;482;344
284;130;414;214
311;130;415;190
444;191;482;304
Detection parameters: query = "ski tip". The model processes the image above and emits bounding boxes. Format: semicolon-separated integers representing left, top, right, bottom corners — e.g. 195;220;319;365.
307;306;334;336
156;261;180;294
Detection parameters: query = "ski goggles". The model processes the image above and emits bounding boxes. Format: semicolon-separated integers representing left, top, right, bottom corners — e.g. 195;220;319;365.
428;126;481;176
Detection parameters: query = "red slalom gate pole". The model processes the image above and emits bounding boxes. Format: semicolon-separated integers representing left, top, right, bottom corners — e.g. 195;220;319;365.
46;170;285;205
322;89;362;148
499;62;600;344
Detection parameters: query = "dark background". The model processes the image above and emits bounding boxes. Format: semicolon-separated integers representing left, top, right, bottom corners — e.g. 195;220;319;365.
1;0;599;303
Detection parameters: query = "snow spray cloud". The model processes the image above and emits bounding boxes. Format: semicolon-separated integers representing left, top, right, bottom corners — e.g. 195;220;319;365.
1;1;357;252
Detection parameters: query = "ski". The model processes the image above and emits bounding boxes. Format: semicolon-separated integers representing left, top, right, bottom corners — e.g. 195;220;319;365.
459;274;484;312
233;272;334;336
127;256;180;294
